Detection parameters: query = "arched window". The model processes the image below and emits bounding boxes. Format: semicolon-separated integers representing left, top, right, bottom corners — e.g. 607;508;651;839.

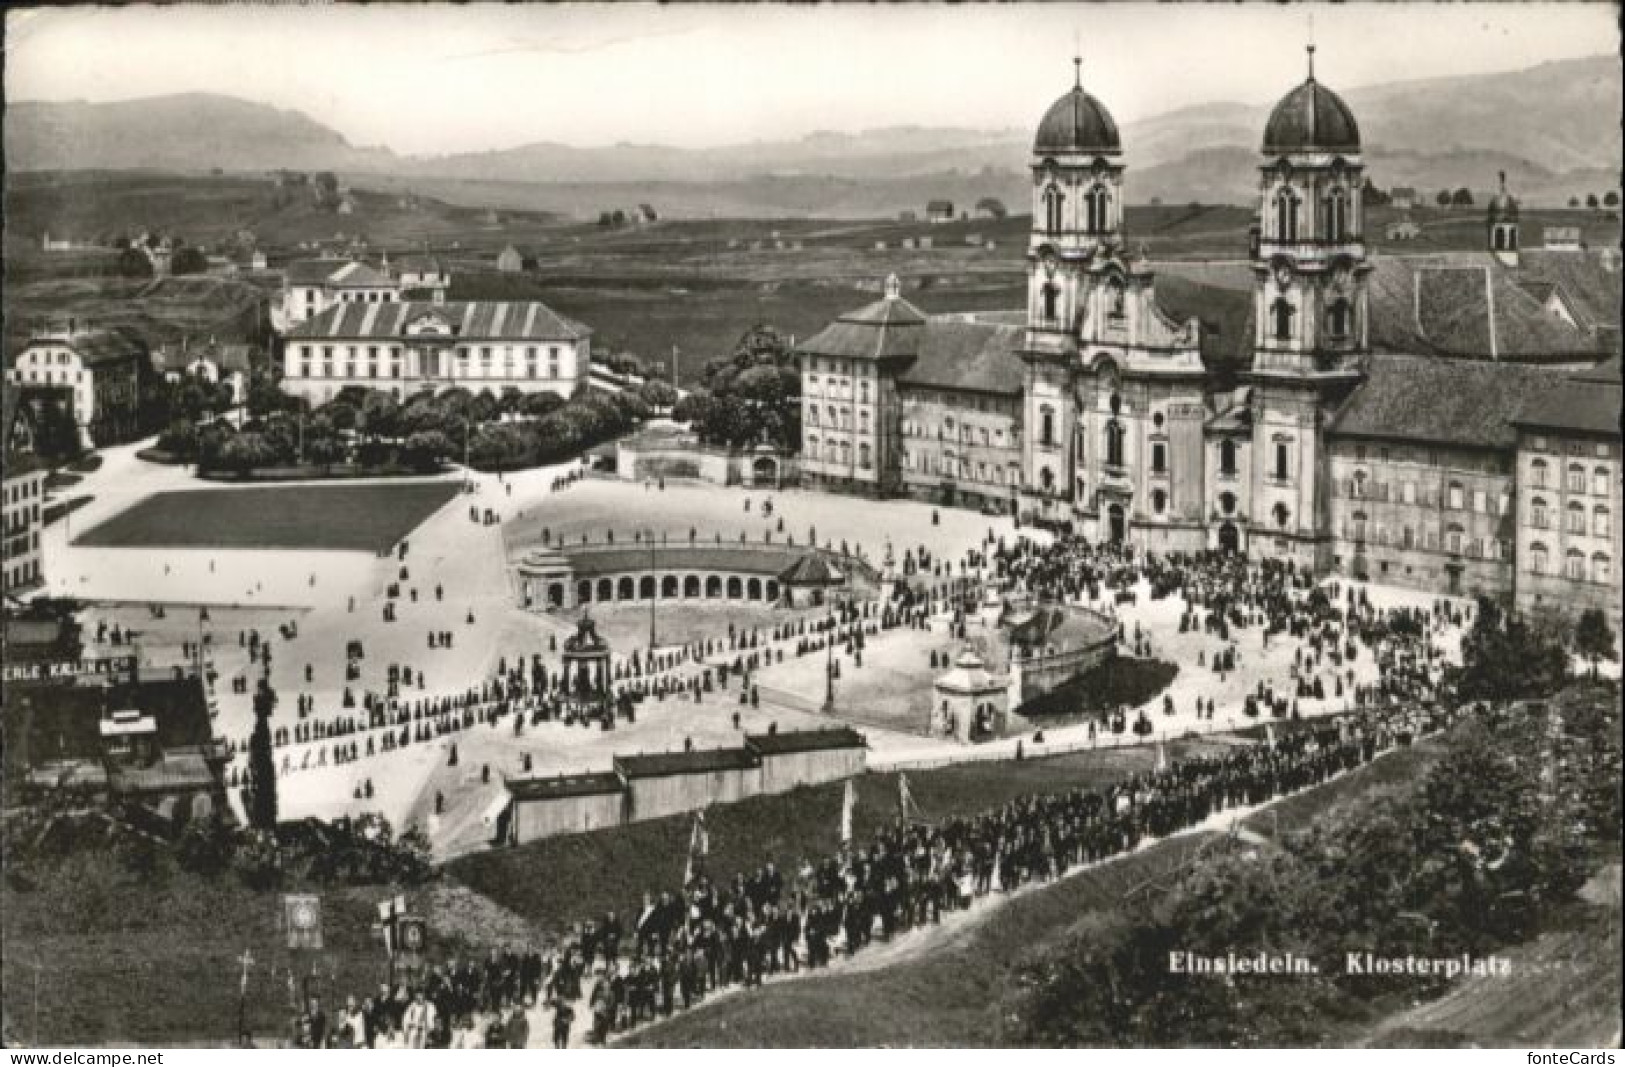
1566;548;1586;580
1351;511;1368;542
1219;491;1237;515
1532;497;1549;528
1272;298;1295;341
1568;501;1587;534
1594;467;1611;496
858;442;871;469
1274;189;1299;242
1039;466;1055;493
1448;482;1465;510
1593;553;1612;584
806;406;818;427
1086;185;1109;232
1219;439;1238;476
1273;501;1291;528
1568;464;1587;492
1042;283;1059;322
1324;188;1348;241
1530;542;1548;575
825;440;838;462
1492;228;1507;252
1596;505;1611;538
1446;523;1464;555
838;440;851;466
807;434;819;456
1105;419;1124;467
1530;458;1549;488
1151;489;1167;514
1040;406;1056;447
1327;299;1352;339
1044;185;1064;233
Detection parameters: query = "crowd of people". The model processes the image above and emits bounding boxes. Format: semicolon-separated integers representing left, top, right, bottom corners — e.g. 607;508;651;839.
272;691;1459;1048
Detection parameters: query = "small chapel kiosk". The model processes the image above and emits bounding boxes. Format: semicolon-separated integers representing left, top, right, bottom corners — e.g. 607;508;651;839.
933;647;1010;743
561;614;613;723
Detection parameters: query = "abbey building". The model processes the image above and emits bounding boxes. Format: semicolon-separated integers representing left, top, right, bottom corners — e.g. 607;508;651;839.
795;52;1621;627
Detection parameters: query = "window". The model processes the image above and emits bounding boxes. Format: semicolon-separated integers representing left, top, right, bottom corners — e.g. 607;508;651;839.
1151;489;1167;514
1044;185;1064;233
1594;467;1611;496
1566;549;1586;581
807;406;818;427
1273;502;1290;528
1593;553;1612;584
1351;511;1368;542
1218;492;1236;515
1272;298;1295;341
1105;420;1124;467
1351;470;1367;498
1042;284;1059;322
1219;439;1238;476
1472;489;1487;514
1076;476;1087;501
1596;506;1611;538
1324;188;1348;241
1274;441;1290;482
858;443;871;470
1446;524;1464;555
1568;502;1587;534
1531;498;1549;529
1086;185;1109;233
1151;442;1167;474
1530;458;1549;488
1039;467;1055;493
1448;482;1464;510
1402;526;1415;549
1326;299;1352;339
1274;190;1299;242
1568;464;1586;493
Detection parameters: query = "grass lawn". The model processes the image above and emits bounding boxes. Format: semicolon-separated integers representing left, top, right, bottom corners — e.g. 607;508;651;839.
74;482;459;552
445;735;1237;939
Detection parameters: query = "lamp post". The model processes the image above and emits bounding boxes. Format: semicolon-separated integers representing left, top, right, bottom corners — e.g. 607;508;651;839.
647;527;658;654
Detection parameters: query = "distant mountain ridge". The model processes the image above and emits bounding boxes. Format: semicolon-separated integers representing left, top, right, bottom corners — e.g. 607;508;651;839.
7;55;1619;207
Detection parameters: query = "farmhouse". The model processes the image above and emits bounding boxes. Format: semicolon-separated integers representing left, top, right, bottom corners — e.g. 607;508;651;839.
926;200;956;223
281;300;592;404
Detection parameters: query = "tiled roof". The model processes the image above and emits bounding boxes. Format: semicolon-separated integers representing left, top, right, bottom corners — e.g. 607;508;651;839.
797;295;926;363
777;553;843;585
614;747;760;779
32;328;151;368
396;254;442;274
1514;250;1622;334
327;261;394;288
1329;354;1573;450
744;726;866;756
283;258;351;286
506;771;625;802
1513;357;1622;437
899;320;1025;395
1366;254;1607;363
286;301;590;342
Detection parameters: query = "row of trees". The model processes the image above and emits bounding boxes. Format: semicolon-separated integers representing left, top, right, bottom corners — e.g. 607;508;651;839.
1566;192;1620;210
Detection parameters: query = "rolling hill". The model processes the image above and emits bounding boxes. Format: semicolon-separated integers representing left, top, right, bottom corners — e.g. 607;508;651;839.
6;55;1618;211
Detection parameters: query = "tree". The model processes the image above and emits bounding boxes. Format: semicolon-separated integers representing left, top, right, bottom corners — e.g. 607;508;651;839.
1573;609;1617;678
1605;191;1620;209
1569;196;1581;208
116;247;154;279
219;432;279;477
636;379;678;410
31;395;82;460
974;196;1008;219
1451;187;1474;207
520;391;566;418
170;247;208;275
247;680;279;830
1456;597;1569;701
1436;189;1453;208
1586;193;1600;209
401;430;454;472
313;171;340;208
1360;179;1391;207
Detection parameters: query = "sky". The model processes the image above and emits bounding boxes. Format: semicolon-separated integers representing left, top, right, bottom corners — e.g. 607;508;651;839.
6;2;1618;156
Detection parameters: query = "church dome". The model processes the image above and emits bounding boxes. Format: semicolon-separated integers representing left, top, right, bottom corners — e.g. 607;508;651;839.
1034;66;1121;156
1261;52;1361;155
1487;172;1520;220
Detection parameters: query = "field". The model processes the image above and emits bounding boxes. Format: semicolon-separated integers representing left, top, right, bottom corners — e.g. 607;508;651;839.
74;481;460;552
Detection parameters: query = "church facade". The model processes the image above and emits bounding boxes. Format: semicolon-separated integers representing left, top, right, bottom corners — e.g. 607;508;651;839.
794;54;1621;625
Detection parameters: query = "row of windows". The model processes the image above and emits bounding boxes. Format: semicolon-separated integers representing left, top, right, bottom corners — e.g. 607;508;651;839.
297;343;566;361
900;421;1011;447
1527;460;1612;496
1528;545;1612;584
806;359;871;378
1270;186;1355;243
1345;474;1513;514
3;558;41;592
295;361;563;382
1526;436;1614;460
1041;183;1113;235
1268;298;1356;341
13;368;86;386
5;478;43;505
1346;515;1512;558
1528;499;1612;537
804;437;871;470
806;407;867;433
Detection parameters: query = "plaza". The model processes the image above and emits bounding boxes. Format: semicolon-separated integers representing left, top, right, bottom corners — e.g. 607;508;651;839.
42;438;1477;866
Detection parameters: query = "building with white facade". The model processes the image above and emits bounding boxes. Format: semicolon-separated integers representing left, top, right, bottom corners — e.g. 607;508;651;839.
280;300;591;404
